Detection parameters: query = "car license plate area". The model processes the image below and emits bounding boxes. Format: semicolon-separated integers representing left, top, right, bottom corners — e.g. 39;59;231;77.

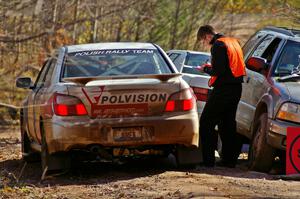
113;127;142;141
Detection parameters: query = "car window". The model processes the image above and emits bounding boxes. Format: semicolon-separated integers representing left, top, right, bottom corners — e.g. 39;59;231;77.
261;37;282;63
182;66;209;76
34;60;51;88
274;40;300;76
184;53;210;67
251;35;274;57
168;53;181;62
242;31;266;59
44;58;57;86
63;49;172;78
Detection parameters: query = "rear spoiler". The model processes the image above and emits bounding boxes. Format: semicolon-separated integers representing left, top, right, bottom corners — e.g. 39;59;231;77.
63;73;182;85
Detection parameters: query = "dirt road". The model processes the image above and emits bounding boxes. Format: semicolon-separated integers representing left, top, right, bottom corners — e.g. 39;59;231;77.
1;127;300;199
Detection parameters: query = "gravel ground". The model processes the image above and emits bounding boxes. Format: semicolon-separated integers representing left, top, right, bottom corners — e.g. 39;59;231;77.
1;127;300;199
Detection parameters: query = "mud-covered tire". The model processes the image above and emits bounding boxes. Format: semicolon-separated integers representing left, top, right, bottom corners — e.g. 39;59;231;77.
41;122;70;174
249;113;275;172
22;131;40;162
175;145;202;167
20;109;39;162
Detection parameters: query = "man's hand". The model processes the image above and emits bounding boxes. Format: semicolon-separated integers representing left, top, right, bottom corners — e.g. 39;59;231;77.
196;63;211;72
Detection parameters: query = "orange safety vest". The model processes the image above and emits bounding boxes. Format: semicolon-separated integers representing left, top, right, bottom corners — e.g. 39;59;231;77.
208;37;246;87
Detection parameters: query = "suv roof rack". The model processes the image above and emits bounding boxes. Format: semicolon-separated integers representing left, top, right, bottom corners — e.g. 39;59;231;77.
263;26;300;37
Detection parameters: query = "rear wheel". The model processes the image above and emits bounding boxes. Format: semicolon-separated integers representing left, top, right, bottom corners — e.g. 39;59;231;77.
249;113;275;172
22;131;40;162
40;122;70;174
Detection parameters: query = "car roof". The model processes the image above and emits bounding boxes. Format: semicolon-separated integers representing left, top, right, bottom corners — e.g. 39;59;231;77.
65;42;157;53
167;49;210;56
261;26;300;42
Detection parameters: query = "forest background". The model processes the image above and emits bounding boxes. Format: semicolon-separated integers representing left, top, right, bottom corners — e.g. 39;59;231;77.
0;0;299;125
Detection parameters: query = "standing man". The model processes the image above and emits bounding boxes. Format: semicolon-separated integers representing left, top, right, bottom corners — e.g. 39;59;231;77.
197;25;246;167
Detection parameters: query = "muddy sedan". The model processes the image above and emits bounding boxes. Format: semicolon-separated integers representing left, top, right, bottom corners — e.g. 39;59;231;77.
17;42;201;173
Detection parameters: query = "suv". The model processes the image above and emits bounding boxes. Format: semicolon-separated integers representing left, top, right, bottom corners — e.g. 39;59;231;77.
236;26;300;172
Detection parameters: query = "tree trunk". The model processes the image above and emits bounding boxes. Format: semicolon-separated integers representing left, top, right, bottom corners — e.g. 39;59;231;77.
170;0;181;49
72;0;80;43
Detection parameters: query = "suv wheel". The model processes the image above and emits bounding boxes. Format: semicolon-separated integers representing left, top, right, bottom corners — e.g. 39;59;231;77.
249;113;275;172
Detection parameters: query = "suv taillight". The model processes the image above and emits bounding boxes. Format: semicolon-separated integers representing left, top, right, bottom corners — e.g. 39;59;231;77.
191;87;209;102
53;93;87;116
165;89;196;112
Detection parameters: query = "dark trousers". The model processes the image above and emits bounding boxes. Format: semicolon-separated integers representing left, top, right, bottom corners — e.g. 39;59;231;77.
200;84;242;166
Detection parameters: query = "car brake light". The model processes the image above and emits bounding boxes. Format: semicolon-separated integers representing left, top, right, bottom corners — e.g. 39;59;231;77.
192;87;209;102
53;93;87;116
183;99;194;111
165;89;195;112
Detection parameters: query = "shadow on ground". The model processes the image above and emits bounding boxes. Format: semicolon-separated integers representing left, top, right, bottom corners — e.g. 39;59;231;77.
0;153;281;190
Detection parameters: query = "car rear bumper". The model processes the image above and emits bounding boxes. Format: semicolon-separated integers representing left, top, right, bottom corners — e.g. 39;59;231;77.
44;112;199;154
267;119;299;150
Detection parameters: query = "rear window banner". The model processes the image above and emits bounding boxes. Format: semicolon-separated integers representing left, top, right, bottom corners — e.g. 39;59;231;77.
71;49;155;57
286;127;300;175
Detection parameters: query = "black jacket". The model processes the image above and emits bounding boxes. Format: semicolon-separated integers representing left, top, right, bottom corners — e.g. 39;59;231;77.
204;33;243;88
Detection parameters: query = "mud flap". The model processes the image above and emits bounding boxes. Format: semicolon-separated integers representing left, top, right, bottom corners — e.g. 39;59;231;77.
176;146;203;166
46;153;71;171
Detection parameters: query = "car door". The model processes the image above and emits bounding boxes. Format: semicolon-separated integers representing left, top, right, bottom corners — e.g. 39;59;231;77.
33;58;56;143
237;34;273;135
27;60;51;142
237;32;268;135
237;35;282;136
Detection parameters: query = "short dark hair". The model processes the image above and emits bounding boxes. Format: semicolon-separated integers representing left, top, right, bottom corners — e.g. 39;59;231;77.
197;25;215;41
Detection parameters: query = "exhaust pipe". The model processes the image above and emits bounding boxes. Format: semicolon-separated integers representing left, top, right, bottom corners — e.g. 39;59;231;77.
89;145;112;159
90;145;101;154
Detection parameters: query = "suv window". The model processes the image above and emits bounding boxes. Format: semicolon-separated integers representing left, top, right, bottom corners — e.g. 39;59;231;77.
261;38;282;63
274;40;300;76
243;31;266;59
251;35;274;57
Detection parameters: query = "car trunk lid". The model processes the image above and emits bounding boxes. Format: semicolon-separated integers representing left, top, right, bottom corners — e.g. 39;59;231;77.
63;74;181;118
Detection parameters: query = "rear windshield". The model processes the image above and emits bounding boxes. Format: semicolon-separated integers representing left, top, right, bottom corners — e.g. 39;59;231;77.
63;49;172;78
182;66;209;76
184;53;210;66
182;53;210;76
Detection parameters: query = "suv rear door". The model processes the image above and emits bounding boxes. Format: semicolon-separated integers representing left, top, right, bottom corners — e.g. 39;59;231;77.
237;34;283;136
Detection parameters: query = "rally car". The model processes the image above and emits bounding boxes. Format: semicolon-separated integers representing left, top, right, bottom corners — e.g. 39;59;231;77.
16;42;201;173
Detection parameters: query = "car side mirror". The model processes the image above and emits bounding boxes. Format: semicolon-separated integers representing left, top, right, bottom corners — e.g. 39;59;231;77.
16;77;34;89
246;57;267;72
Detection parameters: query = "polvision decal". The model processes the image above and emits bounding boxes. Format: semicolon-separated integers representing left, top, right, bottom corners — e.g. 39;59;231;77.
99;93;167;105
82;87;168;117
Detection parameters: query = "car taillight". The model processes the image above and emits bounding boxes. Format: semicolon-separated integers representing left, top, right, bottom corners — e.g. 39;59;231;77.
53;93;87;116
192;87;209;102
165;89;196;112
165;101;175;112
